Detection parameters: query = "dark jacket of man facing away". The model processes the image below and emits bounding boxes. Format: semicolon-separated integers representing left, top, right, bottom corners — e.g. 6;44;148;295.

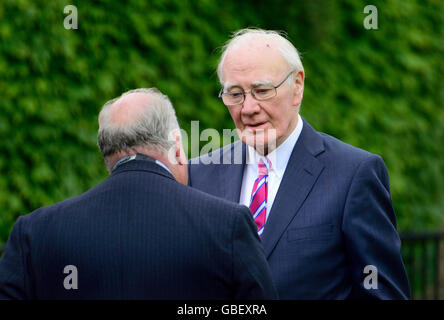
0;88;277;300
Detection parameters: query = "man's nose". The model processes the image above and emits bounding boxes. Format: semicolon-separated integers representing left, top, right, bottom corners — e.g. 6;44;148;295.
241;92;261;115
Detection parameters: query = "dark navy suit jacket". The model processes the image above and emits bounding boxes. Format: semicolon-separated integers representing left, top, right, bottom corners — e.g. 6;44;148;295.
189;119;410;299
0;156;277;300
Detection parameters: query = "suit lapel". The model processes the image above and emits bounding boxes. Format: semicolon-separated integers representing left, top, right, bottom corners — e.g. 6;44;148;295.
261;119;325;258
220;140;246;203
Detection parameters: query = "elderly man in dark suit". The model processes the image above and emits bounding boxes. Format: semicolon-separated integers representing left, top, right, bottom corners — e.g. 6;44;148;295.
189;29;411;299
0;88;277;300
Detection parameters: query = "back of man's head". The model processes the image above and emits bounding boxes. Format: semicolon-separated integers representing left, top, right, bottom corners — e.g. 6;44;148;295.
97;88;182;173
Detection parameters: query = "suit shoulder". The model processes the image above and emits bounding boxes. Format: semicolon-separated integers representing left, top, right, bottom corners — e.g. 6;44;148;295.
189;140;243;166
318;131;380;164
176;182;249;216
18;181;107;225
312;131;389;188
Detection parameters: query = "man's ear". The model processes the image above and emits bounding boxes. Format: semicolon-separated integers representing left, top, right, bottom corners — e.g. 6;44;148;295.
174;130;187;166
293;71;304;106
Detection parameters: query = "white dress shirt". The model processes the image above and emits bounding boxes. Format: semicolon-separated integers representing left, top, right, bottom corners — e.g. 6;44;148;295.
155;160;172;175
112;154;172;175
239;114;303;222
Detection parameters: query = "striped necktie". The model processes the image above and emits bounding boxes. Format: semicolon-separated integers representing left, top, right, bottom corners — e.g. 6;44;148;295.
249;158;271;236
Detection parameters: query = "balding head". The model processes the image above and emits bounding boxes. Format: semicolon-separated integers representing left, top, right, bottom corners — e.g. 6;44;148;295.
107;92;153;128
97;88;182;173
217;28;304;85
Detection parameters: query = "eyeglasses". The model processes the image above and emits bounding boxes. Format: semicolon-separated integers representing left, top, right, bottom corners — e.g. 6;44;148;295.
218;71;295;106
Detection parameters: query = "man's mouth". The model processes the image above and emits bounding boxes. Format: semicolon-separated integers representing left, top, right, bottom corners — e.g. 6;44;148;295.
245;122;267;130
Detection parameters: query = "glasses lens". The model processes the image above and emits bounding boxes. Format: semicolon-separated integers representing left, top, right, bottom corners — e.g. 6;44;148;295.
223;91;244;105
252;86;276;100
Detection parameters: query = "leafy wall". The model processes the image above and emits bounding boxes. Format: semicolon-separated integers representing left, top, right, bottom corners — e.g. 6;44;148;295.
0;0;443;245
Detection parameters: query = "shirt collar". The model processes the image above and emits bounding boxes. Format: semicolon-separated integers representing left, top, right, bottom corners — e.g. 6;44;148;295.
246;114;303;178
112;153;172;175
155;159;172;174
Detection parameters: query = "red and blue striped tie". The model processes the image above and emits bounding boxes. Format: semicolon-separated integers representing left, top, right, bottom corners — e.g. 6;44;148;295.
249;158;271;236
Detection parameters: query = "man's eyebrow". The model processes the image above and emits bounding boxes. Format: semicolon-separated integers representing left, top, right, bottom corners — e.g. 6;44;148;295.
223;82;240;91
252;80;273;87
224;80;273;91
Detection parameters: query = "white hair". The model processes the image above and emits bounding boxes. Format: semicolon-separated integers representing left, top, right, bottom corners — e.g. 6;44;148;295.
216;28;304;84
97;88;180;164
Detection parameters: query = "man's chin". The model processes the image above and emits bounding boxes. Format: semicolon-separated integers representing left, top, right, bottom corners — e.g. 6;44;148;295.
238;129;277;155
241;137;274;155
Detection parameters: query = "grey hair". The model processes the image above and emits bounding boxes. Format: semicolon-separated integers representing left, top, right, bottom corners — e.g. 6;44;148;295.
97;88;180;164
216;28;304;84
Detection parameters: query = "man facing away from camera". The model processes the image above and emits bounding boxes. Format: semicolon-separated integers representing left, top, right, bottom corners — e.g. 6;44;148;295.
0;88;277;300
189;29;411;299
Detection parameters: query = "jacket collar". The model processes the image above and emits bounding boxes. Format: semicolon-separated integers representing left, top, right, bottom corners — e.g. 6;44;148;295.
111;154;175;181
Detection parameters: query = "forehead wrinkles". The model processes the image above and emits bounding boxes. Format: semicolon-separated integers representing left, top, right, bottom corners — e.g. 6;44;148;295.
222;40;288;87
